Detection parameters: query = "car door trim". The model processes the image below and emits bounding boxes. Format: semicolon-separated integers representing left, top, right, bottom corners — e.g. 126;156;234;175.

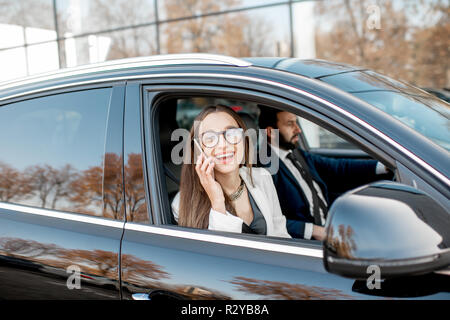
1;72;447;187
0;54;252;92
124;222;323;258
0;202;124;229
0;202;323;258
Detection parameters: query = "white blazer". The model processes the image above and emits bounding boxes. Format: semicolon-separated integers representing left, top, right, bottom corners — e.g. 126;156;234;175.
171;167;291;238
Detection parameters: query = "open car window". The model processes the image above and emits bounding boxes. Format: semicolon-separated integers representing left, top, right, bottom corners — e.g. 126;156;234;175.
155;94;393;243
298;117;357;150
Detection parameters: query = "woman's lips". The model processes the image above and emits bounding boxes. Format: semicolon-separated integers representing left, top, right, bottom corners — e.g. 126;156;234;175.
214;152;235;164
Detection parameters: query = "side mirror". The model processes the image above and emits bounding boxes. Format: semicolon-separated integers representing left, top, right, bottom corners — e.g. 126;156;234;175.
323;181;450;279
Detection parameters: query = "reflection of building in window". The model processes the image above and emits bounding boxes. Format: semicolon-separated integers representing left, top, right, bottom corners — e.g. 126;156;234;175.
0;88;111;218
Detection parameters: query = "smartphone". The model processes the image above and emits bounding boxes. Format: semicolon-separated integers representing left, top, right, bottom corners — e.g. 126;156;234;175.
193;138;214;178
193;138;206;158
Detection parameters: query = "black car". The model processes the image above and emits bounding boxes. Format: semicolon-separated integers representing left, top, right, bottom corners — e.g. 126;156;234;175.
0;54;448;300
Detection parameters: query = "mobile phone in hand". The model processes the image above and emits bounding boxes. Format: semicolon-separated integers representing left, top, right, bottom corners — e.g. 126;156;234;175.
193;138;206;158
193;138;214;178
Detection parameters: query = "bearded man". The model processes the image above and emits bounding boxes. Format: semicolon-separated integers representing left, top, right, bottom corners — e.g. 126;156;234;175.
258;106;392;240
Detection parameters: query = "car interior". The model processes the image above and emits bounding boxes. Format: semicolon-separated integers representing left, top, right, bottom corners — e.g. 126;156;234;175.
156;95;395;235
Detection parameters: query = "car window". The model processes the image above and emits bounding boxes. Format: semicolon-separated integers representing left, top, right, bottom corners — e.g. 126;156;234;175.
352;91;450;151
156;95;391;244
319;70;450;152
123;86;149;223
0;88;113;218
298;117;357;150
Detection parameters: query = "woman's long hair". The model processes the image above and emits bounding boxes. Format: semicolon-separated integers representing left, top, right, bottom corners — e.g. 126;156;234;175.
178;105;253;229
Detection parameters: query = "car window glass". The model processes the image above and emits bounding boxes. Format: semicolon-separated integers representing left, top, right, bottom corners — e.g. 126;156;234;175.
158;97;390;244
319;70;450;152
352;91;450;151
0;88;113;218
298;117;357;150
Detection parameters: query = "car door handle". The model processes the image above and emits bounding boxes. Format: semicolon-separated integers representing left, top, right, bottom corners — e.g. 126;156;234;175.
132;289;187;300
132;293;151;300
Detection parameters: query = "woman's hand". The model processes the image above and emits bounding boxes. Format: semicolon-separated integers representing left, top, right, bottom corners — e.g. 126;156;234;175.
195;153;226;214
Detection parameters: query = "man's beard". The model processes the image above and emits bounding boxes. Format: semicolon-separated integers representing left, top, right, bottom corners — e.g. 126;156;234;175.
278;133;299;150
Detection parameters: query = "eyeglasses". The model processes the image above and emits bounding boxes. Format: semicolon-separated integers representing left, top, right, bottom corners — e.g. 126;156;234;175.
200;128;244;148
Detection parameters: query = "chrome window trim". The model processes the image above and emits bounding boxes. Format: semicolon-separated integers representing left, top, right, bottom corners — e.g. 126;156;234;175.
124;222;324;258
0;202;124;229
0;78;119;102
0;202;323;258
0;54;251;91
0;73;447;190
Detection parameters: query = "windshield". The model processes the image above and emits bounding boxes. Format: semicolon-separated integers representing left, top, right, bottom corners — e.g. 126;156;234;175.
320;71;450;152
353;91;450;151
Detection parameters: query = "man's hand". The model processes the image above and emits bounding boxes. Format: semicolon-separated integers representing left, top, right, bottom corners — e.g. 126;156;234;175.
312;225;326;241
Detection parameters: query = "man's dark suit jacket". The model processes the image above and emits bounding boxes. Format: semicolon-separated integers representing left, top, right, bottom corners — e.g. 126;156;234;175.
259;144;380;238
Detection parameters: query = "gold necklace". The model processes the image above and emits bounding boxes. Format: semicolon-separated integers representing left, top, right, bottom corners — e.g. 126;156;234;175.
229;179;245;201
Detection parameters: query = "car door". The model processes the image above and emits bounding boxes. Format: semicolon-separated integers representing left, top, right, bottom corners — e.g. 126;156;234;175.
0;84;126;299
120;72;448;300
119;80;368;301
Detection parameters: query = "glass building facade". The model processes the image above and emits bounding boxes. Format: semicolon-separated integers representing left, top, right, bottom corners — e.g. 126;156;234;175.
0;0;448;88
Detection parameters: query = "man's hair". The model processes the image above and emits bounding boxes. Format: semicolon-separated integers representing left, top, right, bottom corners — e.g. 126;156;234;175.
258;105;281;129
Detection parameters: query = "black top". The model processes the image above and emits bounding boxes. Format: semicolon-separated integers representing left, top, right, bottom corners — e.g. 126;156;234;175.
241;191;267;235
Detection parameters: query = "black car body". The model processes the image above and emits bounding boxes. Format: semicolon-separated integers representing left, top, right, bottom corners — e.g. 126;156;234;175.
0;54;448;300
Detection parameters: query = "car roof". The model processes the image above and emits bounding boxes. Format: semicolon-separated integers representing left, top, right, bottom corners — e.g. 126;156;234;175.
243;57;365;78
246;57;438;98
0;53;252;94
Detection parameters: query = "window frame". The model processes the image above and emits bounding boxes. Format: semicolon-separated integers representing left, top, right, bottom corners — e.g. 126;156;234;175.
0;81;127;221
140;80;398;253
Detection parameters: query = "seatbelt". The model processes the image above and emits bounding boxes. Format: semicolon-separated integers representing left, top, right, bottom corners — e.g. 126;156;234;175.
286;149;327;225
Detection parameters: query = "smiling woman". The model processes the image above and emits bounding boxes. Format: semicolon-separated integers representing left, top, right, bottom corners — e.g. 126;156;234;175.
170;105;290;238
